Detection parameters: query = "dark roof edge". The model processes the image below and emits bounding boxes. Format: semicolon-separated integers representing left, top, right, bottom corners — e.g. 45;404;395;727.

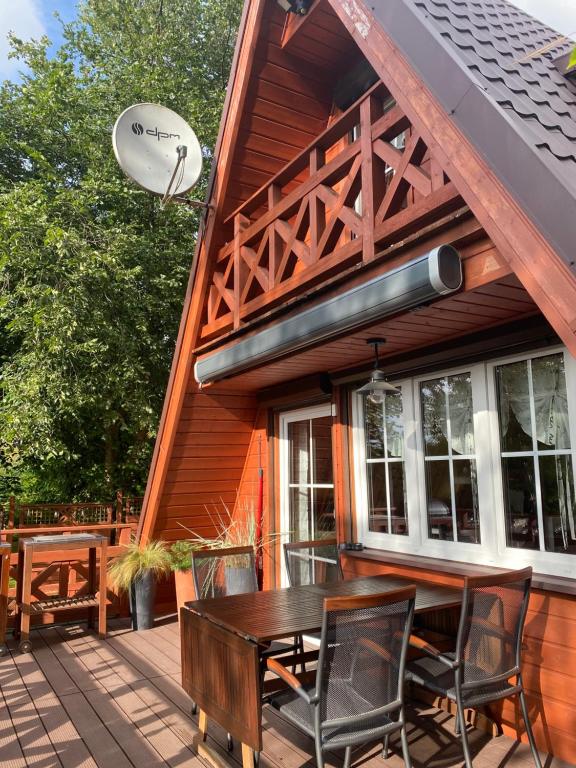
369;0;576;276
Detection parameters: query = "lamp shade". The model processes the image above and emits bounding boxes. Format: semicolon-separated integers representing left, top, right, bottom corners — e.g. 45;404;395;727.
356;369;398;404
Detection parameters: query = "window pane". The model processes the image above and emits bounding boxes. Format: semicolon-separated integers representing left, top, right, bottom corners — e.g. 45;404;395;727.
540;455;576;554
389;462;408;535
532;354;570;451
368;463;389;534
312;416;333;484
421;379;448;456
425;460;453;540
448;373;474;455
501;456;539;550
385;391;404;458
365;399;384;459
313;487;335;536
288;421;310;484
454;459;480;544
290;487;311;541
496;360;532;452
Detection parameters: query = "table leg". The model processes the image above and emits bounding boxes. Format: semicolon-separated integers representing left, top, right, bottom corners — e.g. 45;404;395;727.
198;709;208;742
13;548;23;640
241;743;254;768
0;549;10;656
98;541;107;639
87;548;96;630
19;552;33;653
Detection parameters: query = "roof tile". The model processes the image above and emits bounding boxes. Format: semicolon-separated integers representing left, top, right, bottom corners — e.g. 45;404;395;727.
412;0;576;164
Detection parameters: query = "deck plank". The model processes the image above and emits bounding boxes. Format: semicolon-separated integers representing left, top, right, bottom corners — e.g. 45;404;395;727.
0;654;27;768
1;648;64;767
53;624;202;768
9;641;97;768
0;617;572;768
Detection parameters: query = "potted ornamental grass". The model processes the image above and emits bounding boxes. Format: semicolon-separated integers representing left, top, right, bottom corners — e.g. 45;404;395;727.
169;539;200;618
176;501;283;599
108;538;171;630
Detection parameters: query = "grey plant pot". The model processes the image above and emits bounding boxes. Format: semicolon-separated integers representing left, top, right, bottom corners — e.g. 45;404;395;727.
130;570;157;630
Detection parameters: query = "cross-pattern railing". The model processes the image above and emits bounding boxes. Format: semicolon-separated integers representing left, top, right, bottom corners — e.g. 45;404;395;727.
200;81;460;340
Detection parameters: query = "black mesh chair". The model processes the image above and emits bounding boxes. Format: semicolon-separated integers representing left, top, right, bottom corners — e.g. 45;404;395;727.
284;539;343;588
192;545;258;599
268;587;416;768
406;567;541;768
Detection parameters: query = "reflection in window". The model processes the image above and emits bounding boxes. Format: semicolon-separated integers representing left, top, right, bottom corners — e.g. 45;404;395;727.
496;353;576;554
364;391;408;535
420;373;480;544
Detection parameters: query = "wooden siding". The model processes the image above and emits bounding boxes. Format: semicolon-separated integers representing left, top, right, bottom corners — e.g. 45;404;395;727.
342;554;576;764
153;387;258;542
223;2;345;219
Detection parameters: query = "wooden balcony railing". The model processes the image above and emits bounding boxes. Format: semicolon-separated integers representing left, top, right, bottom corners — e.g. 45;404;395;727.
201;81;461;340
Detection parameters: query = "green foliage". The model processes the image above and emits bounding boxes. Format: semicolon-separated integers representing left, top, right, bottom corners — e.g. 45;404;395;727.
0;0;242;501
168;539;197;572
568;46;576;71
108;538;172;591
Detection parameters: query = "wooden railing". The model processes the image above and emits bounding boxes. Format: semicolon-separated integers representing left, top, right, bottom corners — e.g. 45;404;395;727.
201;81;461;340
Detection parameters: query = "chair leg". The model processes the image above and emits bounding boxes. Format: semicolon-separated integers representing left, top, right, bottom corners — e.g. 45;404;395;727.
381;734;390;759
399;723;413;768
343;746;352;768
191;702;197;716
456;698;473;768
454;709;461;736
519;689;543;768
227;733;234;752
253;751;260;767
314;737;324;768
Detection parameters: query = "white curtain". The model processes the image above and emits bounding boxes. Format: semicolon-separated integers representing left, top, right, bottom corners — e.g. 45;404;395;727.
421;375;474;456
499;357;575;547
499;359;570;449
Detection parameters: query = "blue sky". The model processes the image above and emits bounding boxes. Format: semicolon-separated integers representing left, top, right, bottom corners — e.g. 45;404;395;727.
1;0;576;83
0;0;78;81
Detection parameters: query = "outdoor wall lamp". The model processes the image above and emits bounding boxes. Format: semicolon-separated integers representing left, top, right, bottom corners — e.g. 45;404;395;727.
276;0;312;15
356;338;399;404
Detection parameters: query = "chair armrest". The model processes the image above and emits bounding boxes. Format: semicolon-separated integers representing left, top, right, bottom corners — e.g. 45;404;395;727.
266;659;317;703
409;635;459;669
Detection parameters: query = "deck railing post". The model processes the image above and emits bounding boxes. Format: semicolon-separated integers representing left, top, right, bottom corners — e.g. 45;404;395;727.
360;94;383;262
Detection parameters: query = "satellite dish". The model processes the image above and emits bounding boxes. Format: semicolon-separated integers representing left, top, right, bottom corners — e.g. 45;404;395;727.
112;103;203;202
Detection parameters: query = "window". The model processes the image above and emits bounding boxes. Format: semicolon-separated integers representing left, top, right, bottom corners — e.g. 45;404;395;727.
495;353;576;555
363;391;408;535
353;348;576;577
420;373;480;544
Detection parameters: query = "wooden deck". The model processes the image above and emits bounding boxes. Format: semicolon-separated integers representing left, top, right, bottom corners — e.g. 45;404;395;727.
0;617;573;768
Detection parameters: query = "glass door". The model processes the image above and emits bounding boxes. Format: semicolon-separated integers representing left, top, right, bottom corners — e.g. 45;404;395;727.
279;405;335;580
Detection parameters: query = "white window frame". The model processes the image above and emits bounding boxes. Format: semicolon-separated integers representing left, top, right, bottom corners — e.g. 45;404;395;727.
486;346;576;578
352;346;576;577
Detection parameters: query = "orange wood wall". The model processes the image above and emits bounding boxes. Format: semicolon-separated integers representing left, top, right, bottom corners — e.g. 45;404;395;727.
342;554;576;763
154;386;258;543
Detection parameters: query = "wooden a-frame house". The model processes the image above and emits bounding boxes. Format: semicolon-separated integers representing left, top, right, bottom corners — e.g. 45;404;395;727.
139;0;576;759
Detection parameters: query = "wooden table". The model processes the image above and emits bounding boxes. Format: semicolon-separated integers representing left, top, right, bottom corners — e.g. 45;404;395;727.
181;575;462;768
0;542;10;656
14;533;108;653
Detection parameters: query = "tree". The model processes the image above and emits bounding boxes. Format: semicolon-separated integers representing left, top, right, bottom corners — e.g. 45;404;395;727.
0;0;242;501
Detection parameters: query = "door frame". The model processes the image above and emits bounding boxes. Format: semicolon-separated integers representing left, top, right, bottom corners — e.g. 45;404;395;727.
278;403;334;585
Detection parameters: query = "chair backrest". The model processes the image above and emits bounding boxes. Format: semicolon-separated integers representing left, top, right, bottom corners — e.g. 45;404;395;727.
191;545;258;600
316;587;416;729
456;567;532;689
284;539;342;587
